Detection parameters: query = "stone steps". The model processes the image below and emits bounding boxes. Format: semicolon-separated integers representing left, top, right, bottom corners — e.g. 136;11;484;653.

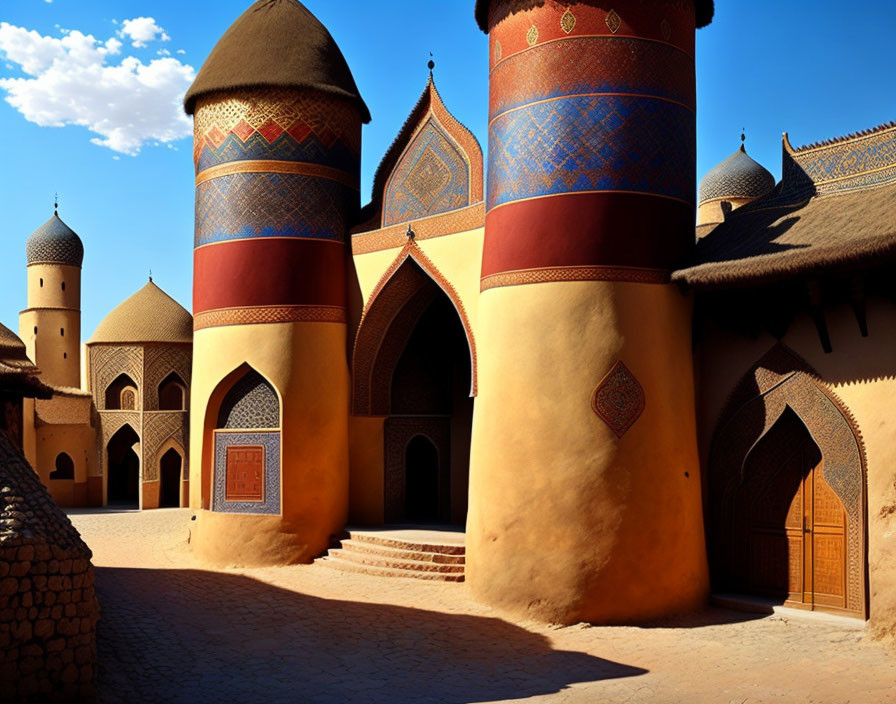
315;529;465;582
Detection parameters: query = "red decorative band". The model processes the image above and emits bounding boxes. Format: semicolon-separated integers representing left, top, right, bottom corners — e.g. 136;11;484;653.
194;238;346;314
482;192;694;278
481;265;670;291
194;305;346;330
490;1;696;68
195;160;360;190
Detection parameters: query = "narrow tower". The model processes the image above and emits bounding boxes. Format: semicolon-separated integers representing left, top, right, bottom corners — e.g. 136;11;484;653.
19;208;84;389
468;0;714;623
184;0;369;564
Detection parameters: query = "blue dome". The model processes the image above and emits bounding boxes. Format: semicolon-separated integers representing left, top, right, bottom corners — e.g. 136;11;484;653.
699;146;776;204
26;213;84;266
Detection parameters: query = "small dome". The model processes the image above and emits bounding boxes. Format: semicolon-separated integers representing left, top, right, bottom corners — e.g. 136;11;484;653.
184;0;370;122
89;280;193;345
699;146;776;204
26;213;84;267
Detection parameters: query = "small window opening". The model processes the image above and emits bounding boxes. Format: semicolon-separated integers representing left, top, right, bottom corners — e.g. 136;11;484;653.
60;328;65;337
40;278;44;287
61;281;66;292
33;326;37;335
63;352;67;359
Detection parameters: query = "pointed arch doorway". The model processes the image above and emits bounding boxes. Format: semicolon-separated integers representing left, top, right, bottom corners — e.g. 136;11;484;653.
708;347;867;618
353;243;476;526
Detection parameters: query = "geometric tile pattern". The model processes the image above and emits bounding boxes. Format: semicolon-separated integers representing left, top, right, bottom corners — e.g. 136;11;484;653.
193;89;361;171
217;370;280;430
789;123;896;195
193;305;347;330
699;148;776;202
212;431;281;515
490;37;695;121
591;361;645;437
383;119;471;226
488;94;695;210
26;214;84;267
195;172;355;246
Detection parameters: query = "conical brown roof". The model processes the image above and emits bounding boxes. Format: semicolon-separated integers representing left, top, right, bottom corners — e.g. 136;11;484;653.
0;322;35;374
184;0;370;122
88;280;193;345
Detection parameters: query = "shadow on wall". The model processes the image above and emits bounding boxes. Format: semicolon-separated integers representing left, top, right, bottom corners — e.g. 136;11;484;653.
93;567;646;703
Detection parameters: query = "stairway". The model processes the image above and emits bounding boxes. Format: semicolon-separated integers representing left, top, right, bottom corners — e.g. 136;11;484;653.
315;528;465;582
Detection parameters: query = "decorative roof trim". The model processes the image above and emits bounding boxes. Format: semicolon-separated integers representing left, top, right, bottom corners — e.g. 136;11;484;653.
785;121;896;155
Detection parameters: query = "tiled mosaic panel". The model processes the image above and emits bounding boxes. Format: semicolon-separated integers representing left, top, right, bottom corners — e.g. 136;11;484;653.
195;172;355;246
489;37;695;120
212;431;281;515
217;370;280;429
487;95;695;210
383;120;470;226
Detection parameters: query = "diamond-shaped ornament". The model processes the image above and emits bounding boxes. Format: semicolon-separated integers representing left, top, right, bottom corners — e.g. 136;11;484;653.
494;39;502;62
605;9;622;34
560;7;577;34
591;361;645;438
526;24;539;46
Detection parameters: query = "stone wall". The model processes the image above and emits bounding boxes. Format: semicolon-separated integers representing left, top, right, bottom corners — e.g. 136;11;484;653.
0;431;99;702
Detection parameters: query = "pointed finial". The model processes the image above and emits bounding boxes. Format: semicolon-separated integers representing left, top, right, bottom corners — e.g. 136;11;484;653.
406;224;416;240
149;269;153;283
54;192;58;215
428;52;435;75
740;128;746;152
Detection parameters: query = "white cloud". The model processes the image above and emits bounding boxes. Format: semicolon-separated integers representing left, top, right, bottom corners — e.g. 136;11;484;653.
118;17;170;48
0;21;194;155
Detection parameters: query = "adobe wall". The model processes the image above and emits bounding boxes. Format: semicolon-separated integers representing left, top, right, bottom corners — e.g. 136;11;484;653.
695;296;896;639
0;434;99;702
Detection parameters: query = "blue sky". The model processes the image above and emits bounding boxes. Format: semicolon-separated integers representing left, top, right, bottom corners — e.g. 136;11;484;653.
0;0;893;341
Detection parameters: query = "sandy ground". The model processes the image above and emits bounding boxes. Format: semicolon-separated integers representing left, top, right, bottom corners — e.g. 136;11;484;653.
68;507;896;704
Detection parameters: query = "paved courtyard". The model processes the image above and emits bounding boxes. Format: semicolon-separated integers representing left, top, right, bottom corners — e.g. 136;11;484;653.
69;508;895;704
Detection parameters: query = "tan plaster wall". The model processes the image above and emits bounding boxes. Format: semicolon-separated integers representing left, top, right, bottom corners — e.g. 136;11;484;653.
33;423;96;507
25;264;80;311
468;280;708;624
696;296;896;638
19;309;81;389
189;322;349;567
696;196;756;230
348;415;385;525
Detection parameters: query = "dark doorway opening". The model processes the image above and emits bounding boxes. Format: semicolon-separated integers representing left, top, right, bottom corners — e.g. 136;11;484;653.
107;425;140;507
159;448;182;508
50;452;75;480
404;435;440;522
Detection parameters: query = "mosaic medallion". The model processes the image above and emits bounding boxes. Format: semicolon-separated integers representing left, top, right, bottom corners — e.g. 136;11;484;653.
661;19;672;41
560;7;577;34
591;360;645;438
606;9;622;34
405;146;453;209
526;24;539;46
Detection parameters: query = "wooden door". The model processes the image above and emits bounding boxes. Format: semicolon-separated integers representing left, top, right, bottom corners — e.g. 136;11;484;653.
747;441;846;611
225;445;264;502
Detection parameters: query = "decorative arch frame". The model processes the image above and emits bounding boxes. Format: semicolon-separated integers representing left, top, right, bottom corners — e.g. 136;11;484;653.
200;363;283;514
158;371;188;411
105;422;142;506
351;239;478;416
708;344;868;617
105;372;139;411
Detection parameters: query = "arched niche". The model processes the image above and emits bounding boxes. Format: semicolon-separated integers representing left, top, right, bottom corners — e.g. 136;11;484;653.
201;364;282;515
50;452;75;480
352;240;477;417
159;446;184;508
158;372;188;411
106;373;139;411
107;423;140;508
708;345;867;617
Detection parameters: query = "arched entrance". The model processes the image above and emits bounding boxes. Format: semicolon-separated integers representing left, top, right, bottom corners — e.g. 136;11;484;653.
158;372;187;411
159;448;183;508
107;424;140;507
353;243;476;526
708;346;867;617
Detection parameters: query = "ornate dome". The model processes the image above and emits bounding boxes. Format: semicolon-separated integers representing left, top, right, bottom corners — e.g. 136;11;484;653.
699;146;776;204
184;0;369;122
88;280;193;345
26;213;84;267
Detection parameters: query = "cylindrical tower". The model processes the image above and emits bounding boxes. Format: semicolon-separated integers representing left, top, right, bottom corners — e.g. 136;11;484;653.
19;211;84;389
184;0;369;565
468;0;714;623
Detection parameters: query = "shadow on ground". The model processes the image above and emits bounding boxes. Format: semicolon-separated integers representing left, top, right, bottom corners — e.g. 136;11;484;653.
94;567;646;704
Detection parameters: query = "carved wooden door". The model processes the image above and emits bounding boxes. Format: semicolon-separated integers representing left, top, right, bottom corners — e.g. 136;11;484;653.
748;441;846;610
225;445;264;502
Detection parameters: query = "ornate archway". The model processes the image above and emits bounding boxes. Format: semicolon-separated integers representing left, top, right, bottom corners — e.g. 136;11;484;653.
708;345;867;617
352;241;476;524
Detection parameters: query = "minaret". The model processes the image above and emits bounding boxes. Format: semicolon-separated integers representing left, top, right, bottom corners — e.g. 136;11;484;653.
468;0;714;623
19;202;84;389
184;0;369;564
